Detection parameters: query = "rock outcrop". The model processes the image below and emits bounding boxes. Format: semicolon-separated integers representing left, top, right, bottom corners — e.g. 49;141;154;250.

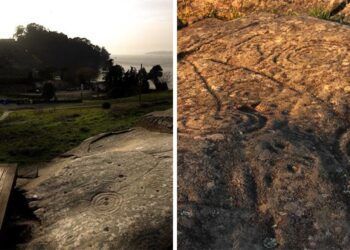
337;2;350;22
18;126;172;249
178;14;350;249
138;109;173;133
178;0;346;25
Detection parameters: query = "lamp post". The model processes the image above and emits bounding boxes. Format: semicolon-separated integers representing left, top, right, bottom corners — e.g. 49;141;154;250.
80;83;84;102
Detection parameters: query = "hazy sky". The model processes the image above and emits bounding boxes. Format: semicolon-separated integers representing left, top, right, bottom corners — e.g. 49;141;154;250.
0;0;173;55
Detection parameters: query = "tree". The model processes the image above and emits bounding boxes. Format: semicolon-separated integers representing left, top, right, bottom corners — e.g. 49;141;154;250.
12;23;110;70
123;66;138;96
105;60;125;98
159;71;171;90
42;82;56;101
13;25;25;40
76;67;99;87
106;60;124;84
137;65;149;105
148;65;168;91
38;67;55;81
138;66;149;93
104;61;170;98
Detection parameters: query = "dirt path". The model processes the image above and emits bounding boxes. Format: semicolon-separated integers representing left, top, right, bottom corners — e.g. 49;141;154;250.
0;111;11;122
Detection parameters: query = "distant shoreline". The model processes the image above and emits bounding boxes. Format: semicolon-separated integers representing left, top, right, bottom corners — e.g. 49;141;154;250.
113;51;172;56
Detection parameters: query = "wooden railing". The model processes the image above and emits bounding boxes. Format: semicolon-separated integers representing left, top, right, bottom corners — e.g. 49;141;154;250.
0;164;17;231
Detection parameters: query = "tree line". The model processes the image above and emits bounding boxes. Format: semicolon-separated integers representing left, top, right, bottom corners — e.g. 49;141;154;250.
105;59;168;98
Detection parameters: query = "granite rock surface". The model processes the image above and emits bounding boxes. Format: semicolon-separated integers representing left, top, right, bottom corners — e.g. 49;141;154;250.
19;126;172;249
178;14;350;249
178;0;347;25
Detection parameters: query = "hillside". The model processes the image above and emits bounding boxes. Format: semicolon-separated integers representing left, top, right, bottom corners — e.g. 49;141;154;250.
0;23;109;80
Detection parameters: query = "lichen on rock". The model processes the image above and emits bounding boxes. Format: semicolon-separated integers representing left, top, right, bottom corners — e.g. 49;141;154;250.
178;13;350;249
19;127;173;249
178;0;346;25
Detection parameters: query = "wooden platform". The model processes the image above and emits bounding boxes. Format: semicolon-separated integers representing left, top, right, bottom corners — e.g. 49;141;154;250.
0;164;17;231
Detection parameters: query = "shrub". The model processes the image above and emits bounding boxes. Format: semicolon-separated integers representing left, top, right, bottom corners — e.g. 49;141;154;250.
58;113;80;122
309;7;331;20
230;8;243;19
9;147;44;157
42;82;56;101
80;127;90;133
207;4;218;18
102;102;111;109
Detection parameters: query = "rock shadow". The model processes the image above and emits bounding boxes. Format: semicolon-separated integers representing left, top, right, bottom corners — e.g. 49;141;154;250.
0;188;39;249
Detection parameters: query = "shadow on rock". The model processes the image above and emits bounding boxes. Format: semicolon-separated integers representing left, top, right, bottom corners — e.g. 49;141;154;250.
0;188;39;249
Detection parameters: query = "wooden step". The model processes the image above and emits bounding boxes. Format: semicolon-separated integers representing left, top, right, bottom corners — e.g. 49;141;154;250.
0;164;17;231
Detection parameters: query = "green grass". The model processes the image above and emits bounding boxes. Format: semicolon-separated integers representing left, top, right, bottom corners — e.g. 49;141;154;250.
204;3;218;19
0;91;172;166
229;7;243;19
309;7;331;20
88;91;172;105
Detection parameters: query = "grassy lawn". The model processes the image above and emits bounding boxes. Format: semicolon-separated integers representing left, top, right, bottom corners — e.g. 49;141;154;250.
0;91;172;166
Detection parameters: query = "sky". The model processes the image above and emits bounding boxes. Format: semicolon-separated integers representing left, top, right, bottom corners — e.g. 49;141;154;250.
0;0;173;55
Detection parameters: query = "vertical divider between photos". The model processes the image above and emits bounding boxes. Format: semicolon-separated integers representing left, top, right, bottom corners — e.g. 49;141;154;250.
172;0;178;248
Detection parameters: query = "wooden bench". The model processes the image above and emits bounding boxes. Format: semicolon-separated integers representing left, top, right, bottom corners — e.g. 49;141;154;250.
0;164;17;231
